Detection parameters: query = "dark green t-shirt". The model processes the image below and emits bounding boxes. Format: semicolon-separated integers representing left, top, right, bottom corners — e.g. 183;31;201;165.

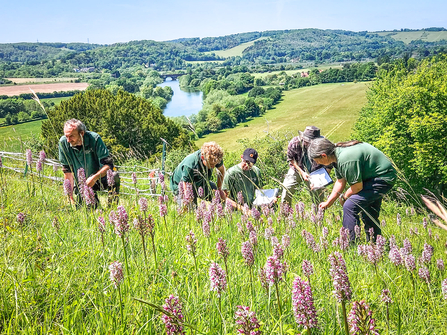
334;143;397;185
222;164;262;207
58;131;110;180
170;150;223;196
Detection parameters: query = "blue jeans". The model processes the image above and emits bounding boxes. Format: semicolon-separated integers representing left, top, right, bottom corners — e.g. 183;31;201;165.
342;177;393;241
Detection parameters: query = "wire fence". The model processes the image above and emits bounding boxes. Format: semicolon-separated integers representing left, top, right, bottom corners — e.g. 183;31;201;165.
0;151;170;197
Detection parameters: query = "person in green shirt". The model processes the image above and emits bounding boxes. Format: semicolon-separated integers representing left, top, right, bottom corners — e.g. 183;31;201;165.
170;141;226;205
308;138;397;241
222;148;263;211
59;119;120;205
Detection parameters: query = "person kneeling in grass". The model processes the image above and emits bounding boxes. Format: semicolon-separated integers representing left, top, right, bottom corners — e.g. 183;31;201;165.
308;138;396;242
222;148;263;212
170;141;226;207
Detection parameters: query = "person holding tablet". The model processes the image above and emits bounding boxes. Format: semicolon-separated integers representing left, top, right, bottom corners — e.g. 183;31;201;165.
308;138;397;241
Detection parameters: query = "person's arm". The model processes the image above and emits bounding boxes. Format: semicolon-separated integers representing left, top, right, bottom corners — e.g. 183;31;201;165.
292;160;309;181
339;181;363;206
63;172;75;203
86;164;110;187
319;178;347;210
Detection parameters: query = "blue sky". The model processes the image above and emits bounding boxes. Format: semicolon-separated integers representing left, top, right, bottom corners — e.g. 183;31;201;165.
1;0;446;44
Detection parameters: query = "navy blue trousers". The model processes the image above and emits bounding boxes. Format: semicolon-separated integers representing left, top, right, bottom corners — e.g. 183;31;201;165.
342;178;393;241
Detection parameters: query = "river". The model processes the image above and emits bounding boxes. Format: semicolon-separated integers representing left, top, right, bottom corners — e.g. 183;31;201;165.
157;79;203;118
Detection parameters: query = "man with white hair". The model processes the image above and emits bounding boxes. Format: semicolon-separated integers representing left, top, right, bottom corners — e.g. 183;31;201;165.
59;118;119;205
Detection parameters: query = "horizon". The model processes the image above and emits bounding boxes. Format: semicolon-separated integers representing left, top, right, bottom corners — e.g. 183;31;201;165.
1;0;446;45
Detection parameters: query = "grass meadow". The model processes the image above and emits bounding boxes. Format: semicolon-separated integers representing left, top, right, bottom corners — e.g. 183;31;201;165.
6;78;78;84
374;31;447;44
204;37;269;58
251;65;344;79
0;154;446;334
197;82;369;152
0;120;43;152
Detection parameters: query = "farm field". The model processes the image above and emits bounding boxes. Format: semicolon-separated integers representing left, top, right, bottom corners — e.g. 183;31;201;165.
0;158;446;334
0;82;89;96
0;120;43;152
41;96;72;105
374;30;447;44
252;64;344;79
205;37;268;58
197;82;369;152
6;77;77;84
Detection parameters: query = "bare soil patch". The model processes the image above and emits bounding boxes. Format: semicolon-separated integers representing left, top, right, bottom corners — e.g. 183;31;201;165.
0;83;89;96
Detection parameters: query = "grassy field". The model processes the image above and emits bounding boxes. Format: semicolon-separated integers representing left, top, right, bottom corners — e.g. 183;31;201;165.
0;120;43;152
204;37;268;58
375;30;447;44
197;82;369;152
41;96;72;105
252;64;343;79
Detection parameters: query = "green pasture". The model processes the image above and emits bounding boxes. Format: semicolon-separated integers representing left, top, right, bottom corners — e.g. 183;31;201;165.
0;120;42;152
252;64;343;79
375;30;447;44
205;37;269;58
197;82;369;152
6;77;77;84
41;96;72;105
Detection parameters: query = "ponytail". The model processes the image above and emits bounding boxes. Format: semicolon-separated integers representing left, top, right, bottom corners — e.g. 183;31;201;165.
335;140;362;148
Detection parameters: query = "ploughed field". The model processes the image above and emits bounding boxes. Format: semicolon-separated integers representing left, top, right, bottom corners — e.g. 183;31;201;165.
0;82;89;96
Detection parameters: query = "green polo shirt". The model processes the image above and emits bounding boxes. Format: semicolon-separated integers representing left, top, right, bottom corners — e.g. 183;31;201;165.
222;164;262;207
170;150;223;196
58;131;110;180
334;143;397;185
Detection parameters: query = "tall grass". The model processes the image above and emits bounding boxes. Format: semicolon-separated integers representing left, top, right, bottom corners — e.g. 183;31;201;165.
0;167;446;334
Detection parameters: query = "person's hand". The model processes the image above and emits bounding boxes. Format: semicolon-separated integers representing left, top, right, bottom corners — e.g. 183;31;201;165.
218;189;226;202
301;171;310;182
86;174;98;187
319;201;331;210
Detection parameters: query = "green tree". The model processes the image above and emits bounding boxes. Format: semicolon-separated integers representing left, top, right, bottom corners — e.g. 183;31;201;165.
41;89;189;160
352;55;447;194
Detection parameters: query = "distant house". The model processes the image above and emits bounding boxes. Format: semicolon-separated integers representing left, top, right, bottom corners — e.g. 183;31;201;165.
300;72;309;78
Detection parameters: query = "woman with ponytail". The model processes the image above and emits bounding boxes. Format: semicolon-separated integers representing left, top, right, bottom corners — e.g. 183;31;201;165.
308;138;396;241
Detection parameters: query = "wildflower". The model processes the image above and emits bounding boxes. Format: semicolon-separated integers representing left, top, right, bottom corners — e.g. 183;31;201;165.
328;252;352;303
249;230;258;247
26;149;33;168
389;235;397;249
212;189;221;205
237;191;244;205
292;276;318;330
296;201;305;219
420;243;434;264
422;217;428;229
107;169;115;187
16;212;26;225
109;261;124;288
183;182;194;207
437;259;445;271
161;295;185;335
404;254;416;272
403;238;412;254
251;207;261;221
197;186;204;198
258;267;269;292
235;305;262;335
270;236;279;246
63;179;72;197
83;185;96;206
138;197;148;212
114;206;129;237
418;267;431;283
185;231;197;254
338;227;350;251
158;172;165;183
301;230;320;253
52;217;60;231
265;256;286;285
133;216;149;236
98;216;106;234
209;262;227;297
237;222;245;237
202;221;210;238
322;226;329;238
264;227;274;240
354;225;361;239
36;159;43;172
389;248;403;266
262;204;270;217
216;238;229;261
241;241;255;267
381;289;393;304
347;300;379;335
246;220;255;233
381;219;386;227
131;172;137;185
77;168;86;189
0;155;2;168
273;243;284;260
216;203;224;219
159;203;168;217
442;278;447;299
302;259;314;278
225;199;234;214
396;213;401;225
282;234;290;248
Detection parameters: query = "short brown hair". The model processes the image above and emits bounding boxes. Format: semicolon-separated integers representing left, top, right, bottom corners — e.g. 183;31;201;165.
201;141;224;163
